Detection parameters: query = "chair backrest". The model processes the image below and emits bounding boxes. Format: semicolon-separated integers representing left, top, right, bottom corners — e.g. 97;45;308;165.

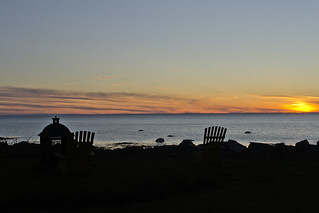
74;131;94;154
64;131;94;155
74;131;95;144
203;126;227;144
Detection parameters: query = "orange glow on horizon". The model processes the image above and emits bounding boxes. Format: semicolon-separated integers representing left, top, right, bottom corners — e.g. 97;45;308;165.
284;102;318;113
2;87;319;114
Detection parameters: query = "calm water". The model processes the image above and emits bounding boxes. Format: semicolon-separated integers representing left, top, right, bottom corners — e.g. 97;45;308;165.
0;114;319;148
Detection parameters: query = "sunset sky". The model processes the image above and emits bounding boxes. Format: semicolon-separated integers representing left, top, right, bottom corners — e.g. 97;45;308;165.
1;0;319;114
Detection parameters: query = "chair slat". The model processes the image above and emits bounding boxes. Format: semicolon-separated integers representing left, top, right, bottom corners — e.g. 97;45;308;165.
79;131;83;143
75;131;79;142
90;132;95;143
217;127;222;142
209;127;213;142
87;131;91;143
212;126;218;142
83;131;87;143
203;128;208;144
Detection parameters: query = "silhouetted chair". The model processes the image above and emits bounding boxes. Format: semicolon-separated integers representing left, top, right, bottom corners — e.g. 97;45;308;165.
57;131;95;176
202;126;227;162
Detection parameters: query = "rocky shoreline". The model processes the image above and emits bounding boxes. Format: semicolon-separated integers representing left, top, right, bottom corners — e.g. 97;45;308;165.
1;138;319;161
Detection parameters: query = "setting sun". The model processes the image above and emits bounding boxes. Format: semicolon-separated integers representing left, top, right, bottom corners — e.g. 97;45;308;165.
284;102;318;112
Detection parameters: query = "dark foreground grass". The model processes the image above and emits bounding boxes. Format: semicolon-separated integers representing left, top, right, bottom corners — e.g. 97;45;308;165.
1;148;319;213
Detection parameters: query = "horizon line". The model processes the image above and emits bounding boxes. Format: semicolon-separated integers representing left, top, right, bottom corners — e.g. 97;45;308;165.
1;112;319;116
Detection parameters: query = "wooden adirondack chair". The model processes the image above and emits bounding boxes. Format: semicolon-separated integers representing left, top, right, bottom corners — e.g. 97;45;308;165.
58;131;95;176
202;126;227;162
203;126;227;144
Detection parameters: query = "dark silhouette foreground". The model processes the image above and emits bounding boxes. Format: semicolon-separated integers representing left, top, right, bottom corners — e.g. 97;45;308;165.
1;141;319;212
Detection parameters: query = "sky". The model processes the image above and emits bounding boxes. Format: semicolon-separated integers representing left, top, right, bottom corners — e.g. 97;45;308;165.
1;0;319;114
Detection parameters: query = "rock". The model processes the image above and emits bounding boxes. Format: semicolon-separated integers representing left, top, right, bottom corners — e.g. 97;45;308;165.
247;142;275;159
295;139;309;150
181;139;194;143
274;142;286;147
114;142;136;145
225;139;247;153
155;138;165;143
178;140;196;151
295;140;319;159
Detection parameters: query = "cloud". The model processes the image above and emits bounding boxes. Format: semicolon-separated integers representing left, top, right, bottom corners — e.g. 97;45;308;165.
2;87;317;115
95;75;116;80
0;86;200;114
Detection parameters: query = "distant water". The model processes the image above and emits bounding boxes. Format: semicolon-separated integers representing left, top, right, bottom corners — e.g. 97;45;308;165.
0;114;319;148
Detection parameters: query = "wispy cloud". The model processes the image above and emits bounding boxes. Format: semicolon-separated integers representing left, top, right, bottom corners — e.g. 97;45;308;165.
1;87;318;115
95;75;116;80
257;94;319;103
0;87;201;114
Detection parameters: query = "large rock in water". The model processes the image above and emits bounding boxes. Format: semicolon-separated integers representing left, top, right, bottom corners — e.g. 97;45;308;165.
155;138;165;143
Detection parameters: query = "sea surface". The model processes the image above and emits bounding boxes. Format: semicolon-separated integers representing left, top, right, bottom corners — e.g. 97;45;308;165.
0;113;319;148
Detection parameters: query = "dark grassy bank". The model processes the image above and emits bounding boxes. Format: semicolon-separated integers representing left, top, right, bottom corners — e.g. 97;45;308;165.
1;143;319;212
